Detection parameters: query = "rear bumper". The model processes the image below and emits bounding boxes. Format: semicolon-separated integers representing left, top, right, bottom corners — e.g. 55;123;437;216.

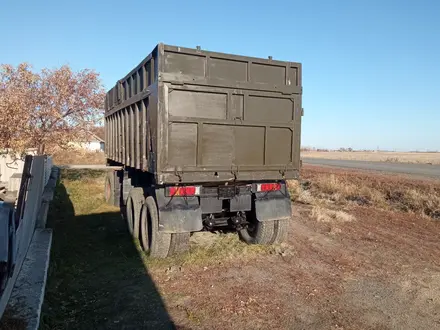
155;182;292;233
157;169;300;185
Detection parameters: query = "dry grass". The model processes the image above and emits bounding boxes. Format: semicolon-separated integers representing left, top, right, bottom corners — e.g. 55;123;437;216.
51;149;105;165
289;167;440;220
144;232;274;270
302;151;440;165
288;180;315;204
311;206;355;223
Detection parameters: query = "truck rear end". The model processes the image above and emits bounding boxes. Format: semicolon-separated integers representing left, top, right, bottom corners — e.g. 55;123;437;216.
104;44;302;258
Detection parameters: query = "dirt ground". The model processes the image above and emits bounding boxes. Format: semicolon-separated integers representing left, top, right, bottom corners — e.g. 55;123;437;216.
40;169;440;330
152;205;440;330
302;151;440;165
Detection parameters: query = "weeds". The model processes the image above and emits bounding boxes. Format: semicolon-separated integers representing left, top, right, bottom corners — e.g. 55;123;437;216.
51;149;105;165
311;206;355;223
290;167;440;220
143;232;274;270
302;150;440;165
60;169;106;181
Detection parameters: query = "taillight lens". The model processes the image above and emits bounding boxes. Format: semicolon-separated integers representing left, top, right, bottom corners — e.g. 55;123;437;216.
256;183;281;192
167;186;200;197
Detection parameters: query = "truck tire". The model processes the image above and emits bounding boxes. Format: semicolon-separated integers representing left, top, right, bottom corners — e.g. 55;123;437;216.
239;218;289;245
104;171;121;207
139;204;150;252
239;219;275;245
142;196;171;258
121;172;133;206
126;188;144;238
272;219;289;244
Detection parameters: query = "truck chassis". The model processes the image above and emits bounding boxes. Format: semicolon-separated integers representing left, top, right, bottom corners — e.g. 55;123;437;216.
104;166;291;258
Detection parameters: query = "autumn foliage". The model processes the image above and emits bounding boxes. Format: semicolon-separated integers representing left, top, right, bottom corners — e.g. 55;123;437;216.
0;63;105;154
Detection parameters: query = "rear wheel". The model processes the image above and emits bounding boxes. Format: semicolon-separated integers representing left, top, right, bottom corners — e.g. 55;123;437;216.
273;219;289;244
121;172;133;206
139;204;150;252
239;219;275;245
126;188;144;238
239;212;289;245
142;196;171;258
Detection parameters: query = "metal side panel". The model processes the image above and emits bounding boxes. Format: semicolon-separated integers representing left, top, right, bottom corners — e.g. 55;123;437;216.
104;45;160;168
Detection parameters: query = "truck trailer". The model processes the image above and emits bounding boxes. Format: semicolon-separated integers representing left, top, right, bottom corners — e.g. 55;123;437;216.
104;43;303;258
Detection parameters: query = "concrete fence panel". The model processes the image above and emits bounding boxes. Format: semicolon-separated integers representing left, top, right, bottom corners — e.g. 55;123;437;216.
0;155;55;320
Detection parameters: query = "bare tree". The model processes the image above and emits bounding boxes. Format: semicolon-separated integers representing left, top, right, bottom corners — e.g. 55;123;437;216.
0;63;105;154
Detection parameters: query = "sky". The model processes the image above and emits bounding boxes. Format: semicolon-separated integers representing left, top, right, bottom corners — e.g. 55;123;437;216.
1;0;439;151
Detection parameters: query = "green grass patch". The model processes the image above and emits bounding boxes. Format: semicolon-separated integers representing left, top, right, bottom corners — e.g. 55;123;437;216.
41;170;174;329
41;169;274;329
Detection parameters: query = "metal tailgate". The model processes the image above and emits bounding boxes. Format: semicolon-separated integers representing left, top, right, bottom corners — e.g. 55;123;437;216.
157;44;302;184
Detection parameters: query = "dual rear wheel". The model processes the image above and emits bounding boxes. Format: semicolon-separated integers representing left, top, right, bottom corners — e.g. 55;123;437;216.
126;189;189;258
127;188;288;258
108;171;289;258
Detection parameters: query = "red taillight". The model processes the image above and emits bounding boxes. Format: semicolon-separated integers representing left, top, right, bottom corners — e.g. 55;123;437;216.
167;186;200;197
257;183;281;192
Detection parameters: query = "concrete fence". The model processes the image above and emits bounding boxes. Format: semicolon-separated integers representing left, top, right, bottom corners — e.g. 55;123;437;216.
0;155;58;328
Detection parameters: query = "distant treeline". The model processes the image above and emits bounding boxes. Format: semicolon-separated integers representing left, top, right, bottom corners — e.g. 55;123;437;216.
301;147;439;153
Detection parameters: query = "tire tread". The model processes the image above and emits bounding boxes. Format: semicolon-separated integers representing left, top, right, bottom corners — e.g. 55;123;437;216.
146;196;171;258
127;187;144;239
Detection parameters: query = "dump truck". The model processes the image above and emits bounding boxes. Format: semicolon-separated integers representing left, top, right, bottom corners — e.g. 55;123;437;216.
104;43;303;258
